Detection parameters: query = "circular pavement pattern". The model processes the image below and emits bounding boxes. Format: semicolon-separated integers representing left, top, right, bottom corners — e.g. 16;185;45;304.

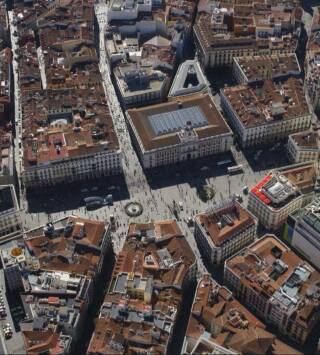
198;185;215;202
124;202;143;217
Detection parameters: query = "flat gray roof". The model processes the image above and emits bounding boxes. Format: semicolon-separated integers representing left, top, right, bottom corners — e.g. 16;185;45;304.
148;106;208;136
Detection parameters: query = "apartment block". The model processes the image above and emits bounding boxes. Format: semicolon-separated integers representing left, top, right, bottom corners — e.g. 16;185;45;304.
20;88;121;188
0;1;8;49
0;47;14;184
12;0;122;189
287;130;320;165
0;261;73;354
224;235;320;345
248;162;317;230
194;1;301;69
22;270;92;343
22;330;71;355
128;93;233;169
105;0;197;110
233;53;301;85
106;0;196;62
107;0;152;22
221;77;311;148
104;0;198;111
24;216;111;282
182;274;300;354
0;215;112;353
194;198;257;266
87;220;197;354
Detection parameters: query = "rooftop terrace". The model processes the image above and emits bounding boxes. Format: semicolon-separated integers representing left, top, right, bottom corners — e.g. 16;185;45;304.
222;78;309;128
184;274;300;355
25;216;108;277
226;235;320;316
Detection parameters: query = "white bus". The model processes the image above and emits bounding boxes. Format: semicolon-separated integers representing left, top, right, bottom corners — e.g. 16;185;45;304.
228;164;243;174
217;159;232;167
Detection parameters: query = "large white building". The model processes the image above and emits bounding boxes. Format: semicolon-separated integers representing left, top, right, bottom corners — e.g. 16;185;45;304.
248;162;317;230
194;198;257;266
0;185;22;241
221;78;312;147
127;93;233;169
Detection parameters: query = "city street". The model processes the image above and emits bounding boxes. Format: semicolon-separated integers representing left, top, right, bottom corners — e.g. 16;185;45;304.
1;1;319;354
17;4;274;279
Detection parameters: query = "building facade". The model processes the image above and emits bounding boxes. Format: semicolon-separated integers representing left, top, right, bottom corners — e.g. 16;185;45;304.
248;172;303;230
22;147;122;188
0;242;25;292
0;185;22;241
247;161;317;230
287;198;320;269
305;9;320;113
107;0;152;22
248;162;318;230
